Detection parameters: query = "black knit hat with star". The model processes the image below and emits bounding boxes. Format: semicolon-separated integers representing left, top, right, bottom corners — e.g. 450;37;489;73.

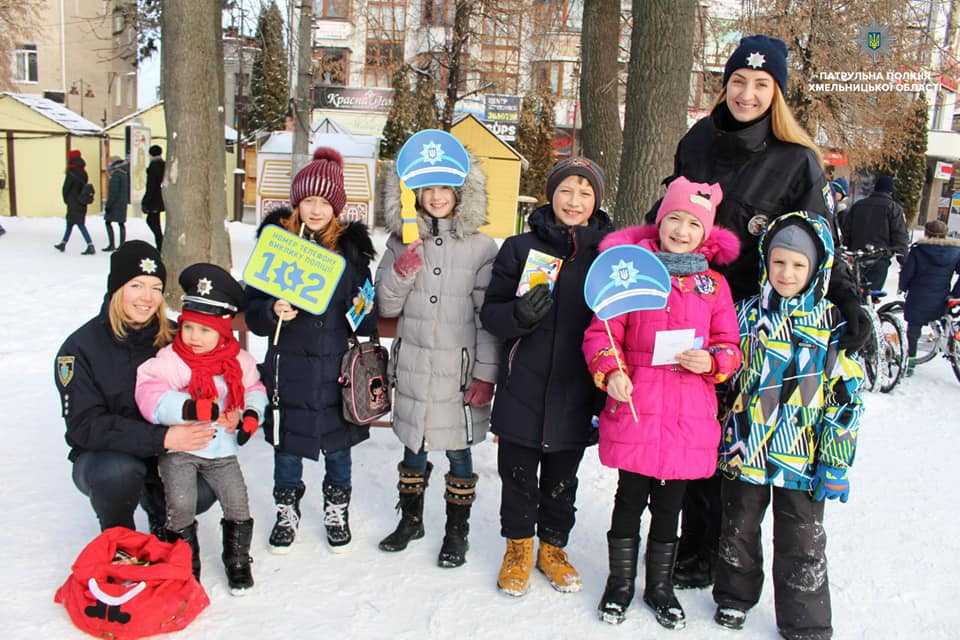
723;35;789;93
107;240;166;297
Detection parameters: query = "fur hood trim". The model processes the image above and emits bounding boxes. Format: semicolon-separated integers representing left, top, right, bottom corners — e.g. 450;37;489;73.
381;152;488;239
599;224;740;266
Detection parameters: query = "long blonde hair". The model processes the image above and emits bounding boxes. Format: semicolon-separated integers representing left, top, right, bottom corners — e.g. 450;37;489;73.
713;85;823;166
108;289;174;348
284;207;345;251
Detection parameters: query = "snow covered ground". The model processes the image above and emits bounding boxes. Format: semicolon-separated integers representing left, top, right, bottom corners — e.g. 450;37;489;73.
1;215;958;639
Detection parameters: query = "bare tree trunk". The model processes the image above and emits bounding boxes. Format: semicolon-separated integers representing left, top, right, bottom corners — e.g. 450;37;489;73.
441;0;471;131
292;0;313;174
161;0;231;306
579;0;623;209
615;0;696;227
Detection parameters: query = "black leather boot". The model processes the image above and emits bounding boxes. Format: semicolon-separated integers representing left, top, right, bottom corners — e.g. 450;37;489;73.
268;485;305;554
643;539;686;630
379;462;433;552
674;550;714;589
168;521;201;581
598;533;640;625
222;518;254;595
437;473;477;568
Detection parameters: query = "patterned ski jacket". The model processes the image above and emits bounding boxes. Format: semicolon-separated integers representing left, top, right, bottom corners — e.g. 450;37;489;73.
719;212;864;491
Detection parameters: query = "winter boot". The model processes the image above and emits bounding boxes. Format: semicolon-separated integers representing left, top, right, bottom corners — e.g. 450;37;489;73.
81;244;96;255
437;473;477;568
714;606;747;630
597;533;640;625
536;535;582;593
379;462;433;552
221;518;254;596
674;550;714;589
322;480;352;553
643;540;686;630
54;242;66;252
268;485;305;554
102;244;116;252
167;521;201;581
497;537;534;596
905;357;917;377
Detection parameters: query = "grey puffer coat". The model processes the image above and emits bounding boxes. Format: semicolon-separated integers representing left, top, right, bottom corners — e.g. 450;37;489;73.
376;162;501;453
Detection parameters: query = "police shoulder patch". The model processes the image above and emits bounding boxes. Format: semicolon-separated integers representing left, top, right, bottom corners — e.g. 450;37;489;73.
57;356;76;386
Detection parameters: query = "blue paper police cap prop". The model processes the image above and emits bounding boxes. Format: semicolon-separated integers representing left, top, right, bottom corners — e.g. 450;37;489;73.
584;245;671;321
396;129;471;189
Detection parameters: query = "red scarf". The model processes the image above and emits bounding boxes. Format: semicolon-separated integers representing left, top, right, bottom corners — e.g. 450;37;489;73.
172;310;245;413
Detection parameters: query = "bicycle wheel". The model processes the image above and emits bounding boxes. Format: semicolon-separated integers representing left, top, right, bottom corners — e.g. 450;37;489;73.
877;312;907;393
914;321;942;365
862;312;882;392
946;321;960;384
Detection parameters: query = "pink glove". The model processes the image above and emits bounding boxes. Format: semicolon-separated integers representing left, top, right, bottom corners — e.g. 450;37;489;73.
393;239;423;279
463;379;494;407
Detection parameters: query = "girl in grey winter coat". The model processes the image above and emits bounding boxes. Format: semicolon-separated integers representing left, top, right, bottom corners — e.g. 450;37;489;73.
375;140;500;568
103;157;130;251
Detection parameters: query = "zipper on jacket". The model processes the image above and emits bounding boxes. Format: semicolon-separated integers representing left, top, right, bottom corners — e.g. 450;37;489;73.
459;347;471;392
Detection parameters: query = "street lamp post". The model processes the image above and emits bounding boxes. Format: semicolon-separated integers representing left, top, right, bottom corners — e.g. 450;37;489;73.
69;79;96;117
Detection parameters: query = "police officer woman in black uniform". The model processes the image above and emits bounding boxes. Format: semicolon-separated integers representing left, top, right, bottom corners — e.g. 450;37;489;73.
55;241;218;533
647;35;869;591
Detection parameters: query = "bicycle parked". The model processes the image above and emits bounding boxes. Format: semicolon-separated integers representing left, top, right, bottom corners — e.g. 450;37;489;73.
879;299;960;383
840;246;908;393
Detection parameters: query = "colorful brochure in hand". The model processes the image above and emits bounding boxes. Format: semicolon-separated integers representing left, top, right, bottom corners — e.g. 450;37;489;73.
516;249;563;296
346;278;375;332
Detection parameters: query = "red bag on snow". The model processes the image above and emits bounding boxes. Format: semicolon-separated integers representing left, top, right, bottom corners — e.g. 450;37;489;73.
54;527;209;639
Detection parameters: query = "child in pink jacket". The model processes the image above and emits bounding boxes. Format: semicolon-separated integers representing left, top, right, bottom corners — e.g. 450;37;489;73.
135;263;266;596
583;177;741;629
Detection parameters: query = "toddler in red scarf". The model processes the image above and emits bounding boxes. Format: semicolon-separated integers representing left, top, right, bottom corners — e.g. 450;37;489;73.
135;263;266;596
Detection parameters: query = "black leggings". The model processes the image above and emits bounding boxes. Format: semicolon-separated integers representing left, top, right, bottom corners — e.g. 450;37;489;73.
610;470;687;543
906;322;923;358
104;221;126;247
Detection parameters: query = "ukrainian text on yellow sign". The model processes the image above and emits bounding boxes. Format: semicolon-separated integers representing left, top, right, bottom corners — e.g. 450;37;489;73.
242;224;346;315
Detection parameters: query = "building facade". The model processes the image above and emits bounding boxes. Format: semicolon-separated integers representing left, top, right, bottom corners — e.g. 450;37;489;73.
9;0;139;126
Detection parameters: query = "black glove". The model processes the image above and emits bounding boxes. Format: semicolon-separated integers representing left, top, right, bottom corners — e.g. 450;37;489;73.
514;284;554;328
836;299;871;352
182;398;220;422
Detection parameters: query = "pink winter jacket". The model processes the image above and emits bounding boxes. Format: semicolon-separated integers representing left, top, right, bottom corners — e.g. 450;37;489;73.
582;225;742;480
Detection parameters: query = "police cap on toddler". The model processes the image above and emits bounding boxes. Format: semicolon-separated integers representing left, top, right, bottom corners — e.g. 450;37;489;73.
179;263;244;317
396;129;470;189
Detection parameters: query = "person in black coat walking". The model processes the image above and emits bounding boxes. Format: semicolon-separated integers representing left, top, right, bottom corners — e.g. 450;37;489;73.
898;219;960;375
103;156;130;251
840;174;910;292
481;156;614;597
55;241;219;533
244;148;377;555
647;35;868;595
141;145;166;251
56;149;95;255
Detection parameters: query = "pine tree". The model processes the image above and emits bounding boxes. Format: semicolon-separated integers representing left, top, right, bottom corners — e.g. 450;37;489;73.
413;73;439;132
380;67;415;158
516;90;556;201
247;1;289;134
891;96;929;227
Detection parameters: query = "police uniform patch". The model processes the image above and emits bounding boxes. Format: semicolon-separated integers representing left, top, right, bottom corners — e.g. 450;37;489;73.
747;214;769;236
823;184;835;215
57;356;76;386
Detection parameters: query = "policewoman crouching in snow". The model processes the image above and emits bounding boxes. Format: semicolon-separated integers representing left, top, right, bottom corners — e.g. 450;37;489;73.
480;156;614;596
244;147;377;555
55;241;219;533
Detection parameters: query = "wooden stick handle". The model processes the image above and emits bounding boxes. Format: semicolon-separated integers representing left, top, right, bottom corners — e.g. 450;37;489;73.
273;313;283;346
604;320;639;423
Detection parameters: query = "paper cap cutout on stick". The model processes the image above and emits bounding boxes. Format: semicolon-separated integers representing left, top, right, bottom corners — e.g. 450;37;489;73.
396;129;470;189
583;245;671;320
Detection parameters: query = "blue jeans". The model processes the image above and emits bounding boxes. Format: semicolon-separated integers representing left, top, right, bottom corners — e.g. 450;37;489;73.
274;448;352;490
62;221;92;245
402;446;473;478
72;450;216;531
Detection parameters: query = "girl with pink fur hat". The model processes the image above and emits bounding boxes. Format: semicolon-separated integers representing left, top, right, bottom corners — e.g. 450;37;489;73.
582;176;742;629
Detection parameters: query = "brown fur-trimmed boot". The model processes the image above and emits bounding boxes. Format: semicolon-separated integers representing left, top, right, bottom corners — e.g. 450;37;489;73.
437;473;477;568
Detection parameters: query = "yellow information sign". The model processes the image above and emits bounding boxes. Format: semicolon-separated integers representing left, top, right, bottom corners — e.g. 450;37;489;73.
242;224;346;315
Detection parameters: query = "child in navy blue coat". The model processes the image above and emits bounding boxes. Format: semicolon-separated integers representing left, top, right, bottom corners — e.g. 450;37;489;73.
898;219;960;375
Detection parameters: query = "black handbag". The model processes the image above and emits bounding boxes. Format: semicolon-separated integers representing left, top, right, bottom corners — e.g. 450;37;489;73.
338;333;390;425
